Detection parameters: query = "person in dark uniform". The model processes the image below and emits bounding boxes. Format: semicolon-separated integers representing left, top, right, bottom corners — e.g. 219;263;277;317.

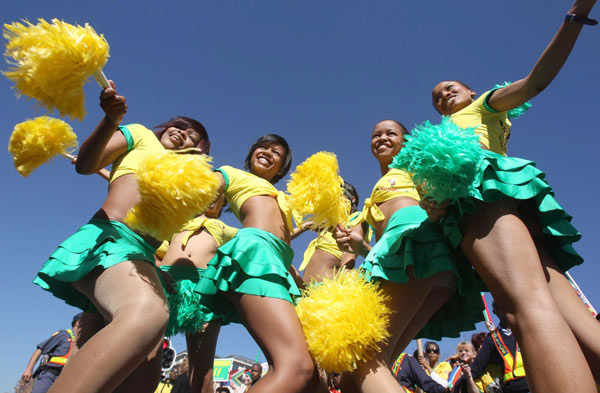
454;302;528;393
391;353;447;393
21;313;82;393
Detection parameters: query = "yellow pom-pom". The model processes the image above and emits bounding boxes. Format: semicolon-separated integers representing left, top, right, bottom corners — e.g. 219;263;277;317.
296;269;391;372
125;151;220;241
3;18;110;120
287;151;350;230
8;116;77;177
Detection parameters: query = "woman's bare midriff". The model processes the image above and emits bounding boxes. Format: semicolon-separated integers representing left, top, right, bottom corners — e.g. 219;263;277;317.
238;195;290;243
160;229;218;270
92;174;140;222
373;196;420;240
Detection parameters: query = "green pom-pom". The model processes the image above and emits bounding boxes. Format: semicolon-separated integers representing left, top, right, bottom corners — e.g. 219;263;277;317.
165;279;207;336
493;81;532;119
390;117;483;203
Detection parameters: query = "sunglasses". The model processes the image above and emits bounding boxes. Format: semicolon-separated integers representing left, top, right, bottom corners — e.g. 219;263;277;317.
426;348;440;354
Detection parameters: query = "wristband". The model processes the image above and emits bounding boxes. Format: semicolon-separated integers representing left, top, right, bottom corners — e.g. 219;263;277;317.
565;13;598;25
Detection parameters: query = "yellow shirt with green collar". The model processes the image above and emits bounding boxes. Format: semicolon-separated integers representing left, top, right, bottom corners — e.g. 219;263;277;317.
216;165;294;232
109;124;165;183
450;90;511;156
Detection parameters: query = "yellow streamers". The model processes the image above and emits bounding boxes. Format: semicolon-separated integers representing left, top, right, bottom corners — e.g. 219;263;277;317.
3;19;110;120
8;116;77;177
287;151;350;230
125;151;221;241
296;269;391;372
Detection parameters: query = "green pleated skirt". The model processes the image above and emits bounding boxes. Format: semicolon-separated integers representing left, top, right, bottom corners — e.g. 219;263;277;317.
194;227;300;324
160;265;227;336
362;206;485;340
441;150;583;277
33;219;157;313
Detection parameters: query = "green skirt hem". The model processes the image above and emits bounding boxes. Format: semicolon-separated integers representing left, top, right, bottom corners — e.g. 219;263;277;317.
442;150;583;279
33;219;156;313
362;206;485;340
160;265;224;336
194;227;300;325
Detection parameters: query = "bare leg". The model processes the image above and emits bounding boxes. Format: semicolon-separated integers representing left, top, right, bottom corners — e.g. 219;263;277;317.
460;198;596;393
352;274;447;393
539;252;600;383
48;261;169;393
232;293;315;393
113;343;163;393
74;311;163;393
389;285;455;363
186;322;222;393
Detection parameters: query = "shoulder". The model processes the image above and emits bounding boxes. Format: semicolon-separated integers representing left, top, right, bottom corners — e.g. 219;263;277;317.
118;123;157;148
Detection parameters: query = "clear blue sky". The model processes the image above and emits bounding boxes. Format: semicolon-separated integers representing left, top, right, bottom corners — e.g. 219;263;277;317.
2;0;599;391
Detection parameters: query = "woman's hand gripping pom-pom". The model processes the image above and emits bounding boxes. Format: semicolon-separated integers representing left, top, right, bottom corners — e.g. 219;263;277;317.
287;151;350;231
125;151;221;241
390;117;483;203
8;116;78;177
296;269;391;372
3;18;110;120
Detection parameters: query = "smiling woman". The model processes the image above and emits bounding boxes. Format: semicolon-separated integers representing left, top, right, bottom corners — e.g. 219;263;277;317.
194;134;317;393
32;80;212;393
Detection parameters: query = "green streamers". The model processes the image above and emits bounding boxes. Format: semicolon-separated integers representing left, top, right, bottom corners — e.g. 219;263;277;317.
390;117;483;203
493;81;532;119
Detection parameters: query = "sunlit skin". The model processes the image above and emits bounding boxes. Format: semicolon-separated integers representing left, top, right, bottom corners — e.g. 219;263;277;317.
431;81;477;116
208;139;316;393
223;142;292;243
48;81;206;393
336;120;456;393
300;193;362;284
421;1;600;391
155;195;226;393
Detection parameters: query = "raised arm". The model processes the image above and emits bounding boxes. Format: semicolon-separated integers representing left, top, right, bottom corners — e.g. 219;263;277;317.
76;81;129;175
488;0;596;112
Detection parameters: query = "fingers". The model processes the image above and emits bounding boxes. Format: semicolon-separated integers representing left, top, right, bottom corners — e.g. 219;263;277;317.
100;80;127;124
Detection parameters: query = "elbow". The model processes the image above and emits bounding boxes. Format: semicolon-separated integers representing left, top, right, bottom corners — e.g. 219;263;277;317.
75;162;95;175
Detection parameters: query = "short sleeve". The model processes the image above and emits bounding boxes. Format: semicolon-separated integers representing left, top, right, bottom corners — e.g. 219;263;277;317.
216;167;230;190
117;125;135;151
482;90;501;113
37;331;63;353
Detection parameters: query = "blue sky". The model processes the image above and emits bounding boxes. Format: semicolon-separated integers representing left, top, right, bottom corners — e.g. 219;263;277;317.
2;0;599;391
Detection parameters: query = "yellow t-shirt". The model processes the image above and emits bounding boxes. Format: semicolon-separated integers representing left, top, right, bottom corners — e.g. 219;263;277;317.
450;90;511;156
216;165;294;231
433;361;452;381
109;124;165;183
354;169;419;228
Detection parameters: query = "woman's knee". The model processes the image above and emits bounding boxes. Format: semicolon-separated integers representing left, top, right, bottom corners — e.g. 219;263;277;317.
274;353;315;386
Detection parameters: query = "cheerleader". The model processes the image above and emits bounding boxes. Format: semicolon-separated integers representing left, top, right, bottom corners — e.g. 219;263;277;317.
194;134;316;392
335;120;484;393
156;195;237;393
422;1;598;390
34;81;210;393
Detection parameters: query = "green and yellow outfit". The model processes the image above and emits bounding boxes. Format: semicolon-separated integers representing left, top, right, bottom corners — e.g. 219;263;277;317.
158;217;238;335
194;166;301;323
298;212;373;273
33;124;162;312
357;169;484;339
443;90;582;277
